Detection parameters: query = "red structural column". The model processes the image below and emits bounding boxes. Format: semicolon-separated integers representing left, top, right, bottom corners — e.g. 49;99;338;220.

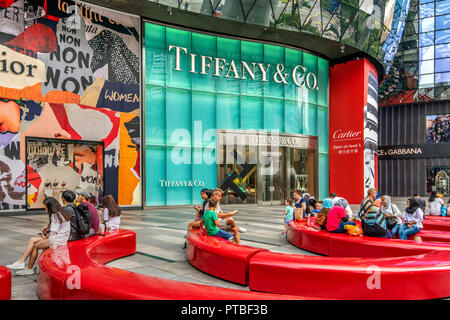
329;58;378;204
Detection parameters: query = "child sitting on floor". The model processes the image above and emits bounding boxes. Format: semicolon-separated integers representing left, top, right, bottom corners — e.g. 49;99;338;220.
201;198;234;242
282;198;294;238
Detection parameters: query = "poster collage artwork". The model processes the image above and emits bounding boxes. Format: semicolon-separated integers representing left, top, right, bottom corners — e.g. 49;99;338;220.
0;0;141;211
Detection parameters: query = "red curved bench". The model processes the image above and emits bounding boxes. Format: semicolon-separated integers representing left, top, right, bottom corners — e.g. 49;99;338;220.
415;229;450;243
0;266;11;300
287;220;450;258
426;215;450;220
186;223;450;299
248;250;450;299
186;230;267;285
37;229;304;300
423;219;450;232
243;221;450;299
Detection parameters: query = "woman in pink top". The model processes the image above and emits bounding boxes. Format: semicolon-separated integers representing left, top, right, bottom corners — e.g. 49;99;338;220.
326;206;356;233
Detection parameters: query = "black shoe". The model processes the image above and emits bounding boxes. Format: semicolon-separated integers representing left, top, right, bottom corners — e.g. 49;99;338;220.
183;241;187;250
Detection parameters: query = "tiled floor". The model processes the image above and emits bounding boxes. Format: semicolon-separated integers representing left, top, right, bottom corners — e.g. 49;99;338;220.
0;204;318;299
0;200;438;300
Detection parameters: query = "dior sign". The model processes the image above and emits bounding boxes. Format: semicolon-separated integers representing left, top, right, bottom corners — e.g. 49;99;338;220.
168;45;319;90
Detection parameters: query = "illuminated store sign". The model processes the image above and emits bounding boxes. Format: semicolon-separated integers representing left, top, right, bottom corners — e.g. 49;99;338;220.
159;180;205;187
168;45;319;90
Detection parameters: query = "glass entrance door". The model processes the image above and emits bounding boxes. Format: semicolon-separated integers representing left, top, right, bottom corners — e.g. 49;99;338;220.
259;147;285;205
287;149;316;197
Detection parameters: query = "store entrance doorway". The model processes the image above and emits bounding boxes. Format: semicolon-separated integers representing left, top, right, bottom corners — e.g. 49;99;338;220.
217;130;318;206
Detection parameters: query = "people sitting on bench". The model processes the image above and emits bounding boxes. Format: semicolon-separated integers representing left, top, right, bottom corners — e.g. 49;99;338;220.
326;202;356;233
201;199;234;242
205;188;242;244
7;197;72;276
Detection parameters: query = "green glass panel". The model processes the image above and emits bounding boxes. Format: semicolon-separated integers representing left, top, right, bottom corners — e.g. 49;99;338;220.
284;48;303;100
303;103;318;136
145;23;165;49
319;153;329;200
285;100;303;135
192;147;217;203
145;146;166;206
217;94;240;129
241;95;263;130
264;44;285;99
166;147;192;205
303;52;318;105
317;106;328;153
217;37;241;94
317;58;329;107
145;85;165;146
264;98;284;132
166;27;191;89
241;41;263;96
192;33;216;91
192;91;216;147
145;24;166;86
166;87;191;147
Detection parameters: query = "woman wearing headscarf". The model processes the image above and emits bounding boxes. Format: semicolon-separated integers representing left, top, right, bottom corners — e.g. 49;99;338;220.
380;195;402;237
398;198;424;240
326;200;356;233
315;198;332;229
333;197;355;220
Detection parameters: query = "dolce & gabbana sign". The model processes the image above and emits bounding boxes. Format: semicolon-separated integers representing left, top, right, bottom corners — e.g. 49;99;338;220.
378;144;450;159
168;45;319;90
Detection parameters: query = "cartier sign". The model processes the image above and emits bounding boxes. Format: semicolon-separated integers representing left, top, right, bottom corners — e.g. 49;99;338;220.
168;45;319;90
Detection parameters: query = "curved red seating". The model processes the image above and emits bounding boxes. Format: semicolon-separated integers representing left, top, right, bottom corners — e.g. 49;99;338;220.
414;229;450;243
423;219;450;232
426;215;450;220
186;223;450;299
248;250;450;299
0;266;11;300
242;221;450;299
37;229;304;300
186;230;267;285
287;220;450;258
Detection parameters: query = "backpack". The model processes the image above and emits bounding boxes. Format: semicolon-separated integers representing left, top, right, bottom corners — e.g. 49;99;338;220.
362;207;387;237
71;203;91;236
315;208;329;227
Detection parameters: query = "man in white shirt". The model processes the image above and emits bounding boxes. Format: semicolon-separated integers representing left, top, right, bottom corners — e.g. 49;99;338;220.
205;188;244;244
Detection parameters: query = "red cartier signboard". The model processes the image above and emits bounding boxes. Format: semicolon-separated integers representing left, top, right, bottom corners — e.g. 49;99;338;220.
329;58;378;204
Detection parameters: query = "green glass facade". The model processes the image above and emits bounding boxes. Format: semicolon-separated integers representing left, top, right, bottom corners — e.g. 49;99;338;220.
144;22;329;206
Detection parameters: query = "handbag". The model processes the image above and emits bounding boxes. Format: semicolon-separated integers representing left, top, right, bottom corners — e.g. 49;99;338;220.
294;208;303;220
386;216;397;229
385;205;397;229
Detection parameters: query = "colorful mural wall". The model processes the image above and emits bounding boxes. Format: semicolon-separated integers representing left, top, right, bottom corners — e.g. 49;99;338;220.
0;0;141;210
